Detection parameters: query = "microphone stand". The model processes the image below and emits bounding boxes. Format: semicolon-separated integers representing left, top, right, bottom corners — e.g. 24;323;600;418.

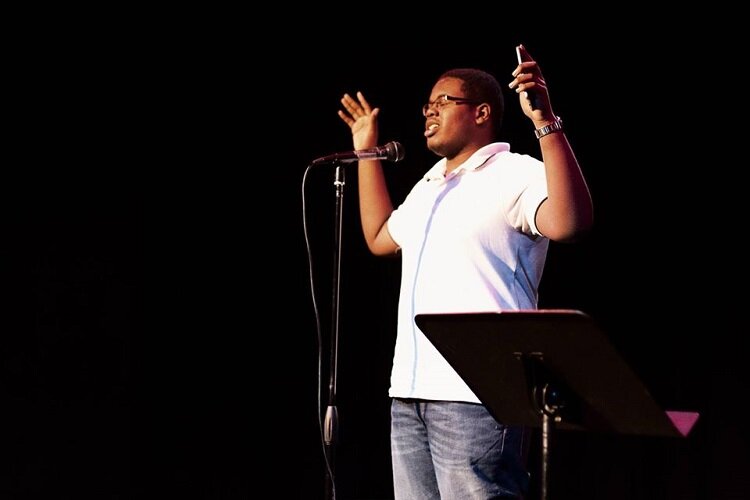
323;163;344;500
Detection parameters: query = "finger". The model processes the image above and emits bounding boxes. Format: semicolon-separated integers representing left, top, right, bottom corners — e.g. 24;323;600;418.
509;73;534;89
341;93;354;106
518;80;549;93
516;81;542;94
337;110;353;126
511;61;538;78
357;91;373;114
516;73;537;83
508;72;543;91
341;94;361;117
341;93;358;109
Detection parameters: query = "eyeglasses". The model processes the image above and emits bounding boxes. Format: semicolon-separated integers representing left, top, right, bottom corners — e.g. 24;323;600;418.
422;94;480;116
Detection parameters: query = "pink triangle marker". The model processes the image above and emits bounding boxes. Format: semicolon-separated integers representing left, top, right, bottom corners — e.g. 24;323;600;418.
665;411;700;437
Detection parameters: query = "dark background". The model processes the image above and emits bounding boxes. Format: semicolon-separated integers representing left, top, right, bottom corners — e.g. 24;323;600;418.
3;26;746;499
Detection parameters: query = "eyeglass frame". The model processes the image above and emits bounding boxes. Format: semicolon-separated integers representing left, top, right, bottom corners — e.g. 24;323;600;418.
422;94;481;116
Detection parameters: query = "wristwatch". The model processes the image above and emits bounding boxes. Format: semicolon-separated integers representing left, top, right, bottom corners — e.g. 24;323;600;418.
534;116;563;139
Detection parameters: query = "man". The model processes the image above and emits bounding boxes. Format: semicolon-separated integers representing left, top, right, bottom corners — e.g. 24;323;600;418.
336;45;593;499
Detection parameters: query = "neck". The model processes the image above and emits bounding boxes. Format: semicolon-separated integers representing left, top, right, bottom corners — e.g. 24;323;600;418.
444;141;492;173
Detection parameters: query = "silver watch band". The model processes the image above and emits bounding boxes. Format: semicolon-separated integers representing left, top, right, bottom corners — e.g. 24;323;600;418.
534;116;563;139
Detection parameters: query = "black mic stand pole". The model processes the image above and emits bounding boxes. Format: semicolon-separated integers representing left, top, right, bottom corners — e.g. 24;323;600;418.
323;163;344;500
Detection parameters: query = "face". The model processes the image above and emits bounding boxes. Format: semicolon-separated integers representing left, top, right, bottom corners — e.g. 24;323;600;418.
423;77;480;159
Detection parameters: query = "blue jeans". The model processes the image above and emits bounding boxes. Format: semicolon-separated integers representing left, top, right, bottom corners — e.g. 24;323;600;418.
391;398;530;499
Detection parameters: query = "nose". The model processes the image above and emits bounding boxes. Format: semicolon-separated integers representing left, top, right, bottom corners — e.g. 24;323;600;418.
423;105;437;117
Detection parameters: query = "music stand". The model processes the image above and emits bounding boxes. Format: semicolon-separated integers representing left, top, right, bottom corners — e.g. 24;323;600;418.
414;310;698;500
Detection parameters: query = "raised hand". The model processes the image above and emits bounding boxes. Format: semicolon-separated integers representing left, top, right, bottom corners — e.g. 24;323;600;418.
338;91;380;150
508;44;555;123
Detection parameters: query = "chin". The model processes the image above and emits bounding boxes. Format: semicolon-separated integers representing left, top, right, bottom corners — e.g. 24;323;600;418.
428;140;453;158
426;137;444;155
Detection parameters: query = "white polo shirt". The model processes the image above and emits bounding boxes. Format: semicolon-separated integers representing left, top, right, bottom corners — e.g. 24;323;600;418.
386;142;549;402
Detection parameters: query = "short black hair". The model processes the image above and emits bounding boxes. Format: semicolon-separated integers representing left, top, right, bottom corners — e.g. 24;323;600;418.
439;68;504;140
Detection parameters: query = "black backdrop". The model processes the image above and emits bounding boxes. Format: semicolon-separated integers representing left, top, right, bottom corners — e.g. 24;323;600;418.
2;26;746;499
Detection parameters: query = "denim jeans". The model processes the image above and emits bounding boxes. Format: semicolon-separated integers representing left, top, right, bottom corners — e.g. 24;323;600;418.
391;398;530;499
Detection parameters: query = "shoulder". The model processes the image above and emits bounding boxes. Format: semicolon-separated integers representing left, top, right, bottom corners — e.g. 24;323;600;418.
486;149;543;172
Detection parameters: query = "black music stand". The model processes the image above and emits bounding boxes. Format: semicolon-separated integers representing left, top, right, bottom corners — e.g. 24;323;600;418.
414;310;698;500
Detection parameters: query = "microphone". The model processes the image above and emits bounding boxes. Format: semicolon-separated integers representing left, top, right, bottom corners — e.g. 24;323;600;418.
312;141;405;165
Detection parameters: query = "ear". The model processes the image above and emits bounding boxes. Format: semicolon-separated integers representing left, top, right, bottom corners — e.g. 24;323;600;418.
475;103;490;125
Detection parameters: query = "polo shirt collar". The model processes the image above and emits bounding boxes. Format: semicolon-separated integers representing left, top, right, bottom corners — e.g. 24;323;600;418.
423;142;510;182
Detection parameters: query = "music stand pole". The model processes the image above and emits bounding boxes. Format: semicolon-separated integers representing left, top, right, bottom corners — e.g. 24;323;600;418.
522;353;566;500
323;164;344;500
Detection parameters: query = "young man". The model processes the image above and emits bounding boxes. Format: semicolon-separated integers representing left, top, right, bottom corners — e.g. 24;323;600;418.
336;45;593;499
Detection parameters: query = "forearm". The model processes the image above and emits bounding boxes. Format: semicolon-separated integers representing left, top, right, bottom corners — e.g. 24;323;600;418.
358;160;398;255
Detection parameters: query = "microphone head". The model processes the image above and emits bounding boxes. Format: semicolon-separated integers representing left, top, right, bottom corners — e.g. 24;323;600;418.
384;141;405;162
